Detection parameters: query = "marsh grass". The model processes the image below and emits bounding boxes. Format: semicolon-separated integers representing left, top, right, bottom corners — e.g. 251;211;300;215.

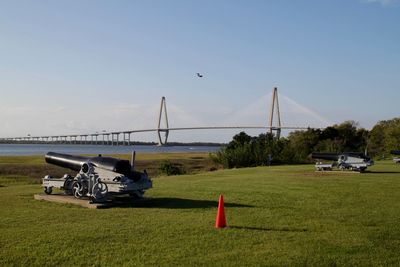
0;156;400;266
0;153;218;184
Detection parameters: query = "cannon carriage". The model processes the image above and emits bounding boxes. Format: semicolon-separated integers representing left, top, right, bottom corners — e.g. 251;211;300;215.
42;152;152;202
311;152;374;172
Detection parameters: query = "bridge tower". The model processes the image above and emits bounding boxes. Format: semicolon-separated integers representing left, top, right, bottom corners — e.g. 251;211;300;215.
268;87;282;138
157;96;170;146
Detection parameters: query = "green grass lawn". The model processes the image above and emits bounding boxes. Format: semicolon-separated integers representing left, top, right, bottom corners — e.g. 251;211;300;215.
1;156;400;266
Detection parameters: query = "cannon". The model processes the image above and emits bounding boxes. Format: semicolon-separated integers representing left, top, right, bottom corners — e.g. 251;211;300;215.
42;152;152;202
390;150;400;163
311;152;374;172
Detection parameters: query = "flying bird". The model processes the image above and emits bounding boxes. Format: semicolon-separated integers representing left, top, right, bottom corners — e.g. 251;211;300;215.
196;73;203;78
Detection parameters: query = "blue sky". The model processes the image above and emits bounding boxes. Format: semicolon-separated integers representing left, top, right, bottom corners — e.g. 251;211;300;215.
0;0;399;142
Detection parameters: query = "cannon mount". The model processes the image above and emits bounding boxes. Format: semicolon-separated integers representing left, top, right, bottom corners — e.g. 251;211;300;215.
42;152;152;202
311;152;374;172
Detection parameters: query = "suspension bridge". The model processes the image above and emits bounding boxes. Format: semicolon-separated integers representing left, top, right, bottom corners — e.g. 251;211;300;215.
0;87;320;146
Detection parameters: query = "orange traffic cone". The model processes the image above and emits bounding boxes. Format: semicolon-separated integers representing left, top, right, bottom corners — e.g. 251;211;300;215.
215;195;227;228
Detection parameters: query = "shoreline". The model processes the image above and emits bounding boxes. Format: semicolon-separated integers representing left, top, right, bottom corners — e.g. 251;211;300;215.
0;143;221;156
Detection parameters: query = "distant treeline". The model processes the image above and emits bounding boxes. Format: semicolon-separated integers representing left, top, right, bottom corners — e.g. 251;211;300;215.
212;118;400;168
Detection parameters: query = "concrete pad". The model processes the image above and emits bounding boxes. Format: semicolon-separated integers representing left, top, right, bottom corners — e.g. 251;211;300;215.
314;170;362;174
34;194;110;209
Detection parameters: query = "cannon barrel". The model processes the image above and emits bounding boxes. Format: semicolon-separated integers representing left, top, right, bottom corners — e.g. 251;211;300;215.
45;152;88;172
310;152;368;161
45;152;132;176
310;152;339;161
390;150;400;155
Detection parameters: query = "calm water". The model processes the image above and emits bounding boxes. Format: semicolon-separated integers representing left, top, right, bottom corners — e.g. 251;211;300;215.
0;144;220;156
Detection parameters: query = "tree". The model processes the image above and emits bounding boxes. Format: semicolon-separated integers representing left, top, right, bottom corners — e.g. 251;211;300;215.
285;129;320;162
369;118;400;158
212;118;399;169
212;132;282;168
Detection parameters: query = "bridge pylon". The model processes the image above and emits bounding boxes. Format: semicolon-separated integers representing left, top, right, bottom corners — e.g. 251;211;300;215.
157;96;170;145
268;87;282;138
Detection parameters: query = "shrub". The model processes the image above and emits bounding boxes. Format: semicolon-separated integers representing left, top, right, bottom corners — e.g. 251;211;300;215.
159;160;185;176
211;132;277;168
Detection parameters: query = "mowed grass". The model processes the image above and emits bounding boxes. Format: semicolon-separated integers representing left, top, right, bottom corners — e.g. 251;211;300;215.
0;155;400;266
